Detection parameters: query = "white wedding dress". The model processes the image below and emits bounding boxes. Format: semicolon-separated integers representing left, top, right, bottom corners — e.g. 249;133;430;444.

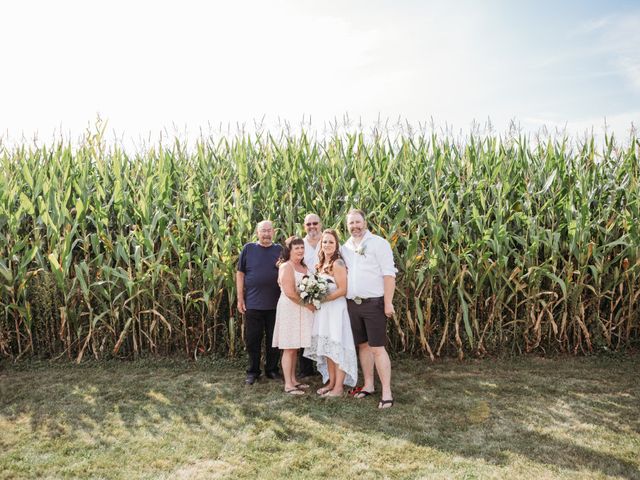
303;273;358;387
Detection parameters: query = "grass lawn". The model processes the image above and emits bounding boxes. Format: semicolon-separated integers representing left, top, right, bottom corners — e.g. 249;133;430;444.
1;354;639;479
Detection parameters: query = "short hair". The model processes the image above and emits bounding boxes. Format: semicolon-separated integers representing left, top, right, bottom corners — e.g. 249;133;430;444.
277;236;306;267
303;213;321;223
256;220;273;232
346;208;366;221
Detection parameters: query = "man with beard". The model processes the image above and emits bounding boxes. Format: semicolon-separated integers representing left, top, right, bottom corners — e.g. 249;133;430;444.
341;209;396;409
299;213;323;378
302;213;322;274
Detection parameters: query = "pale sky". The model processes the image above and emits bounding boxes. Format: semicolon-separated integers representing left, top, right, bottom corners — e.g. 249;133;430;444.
1;0;639;144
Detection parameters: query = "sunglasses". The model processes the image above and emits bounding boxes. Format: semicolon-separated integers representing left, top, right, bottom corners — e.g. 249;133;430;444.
305;222;319;226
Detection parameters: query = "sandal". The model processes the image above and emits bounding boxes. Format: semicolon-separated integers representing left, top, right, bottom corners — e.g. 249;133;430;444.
317;386;332;395
353;390;374;399
322;391;344;398
285;388;305;396
348;386;363;396
378;398;394;409
294;383;310;390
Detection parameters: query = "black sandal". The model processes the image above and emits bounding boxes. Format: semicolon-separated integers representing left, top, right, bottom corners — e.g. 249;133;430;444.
354;390;374;399
378;398;394;409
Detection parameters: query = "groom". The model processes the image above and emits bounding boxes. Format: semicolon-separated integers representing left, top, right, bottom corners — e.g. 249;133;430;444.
341;209;396;409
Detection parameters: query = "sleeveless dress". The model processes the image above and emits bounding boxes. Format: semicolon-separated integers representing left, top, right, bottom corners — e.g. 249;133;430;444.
303;273;358;387
272;269;313;349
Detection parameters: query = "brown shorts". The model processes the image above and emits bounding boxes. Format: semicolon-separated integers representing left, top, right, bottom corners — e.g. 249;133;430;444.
347;297;388;347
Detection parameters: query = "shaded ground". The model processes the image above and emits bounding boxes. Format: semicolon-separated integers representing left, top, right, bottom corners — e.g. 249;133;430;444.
1;354;639;479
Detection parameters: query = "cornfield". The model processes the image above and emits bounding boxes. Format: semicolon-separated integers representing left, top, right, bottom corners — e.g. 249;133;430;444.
1;124;639;361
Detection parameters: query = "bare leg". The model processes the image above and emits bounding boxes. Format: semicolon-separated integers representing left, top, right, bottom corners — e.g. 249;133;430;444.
358;342;376;393
329;367;345;395
282;349;299;391
288;350;305;387
371;346;392;406
318;357;336;394
290;350;300;385
327;357;336;382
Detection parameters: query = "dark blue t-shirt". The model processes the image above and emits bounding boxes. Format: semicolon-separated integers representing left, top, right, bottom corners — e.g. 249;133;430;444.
237;242;282;310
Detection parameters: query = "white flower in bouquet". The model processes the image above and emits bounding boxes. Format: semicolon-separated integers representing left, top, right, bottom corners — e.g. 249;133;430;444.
297;274;332;309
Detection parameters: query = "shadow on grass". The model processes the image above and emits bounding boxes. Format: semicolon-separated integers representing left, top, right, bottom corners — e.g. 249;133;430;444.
1;356;639;478
382;356;640;479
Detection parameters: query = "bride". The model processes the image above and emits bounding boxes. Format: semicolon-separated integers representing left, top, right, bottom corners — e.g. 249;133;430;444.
304;229;357;396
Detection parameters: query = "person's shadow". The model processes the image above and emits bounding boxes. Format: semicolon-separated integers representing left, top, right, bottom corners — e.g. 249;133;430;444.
1;357;639;479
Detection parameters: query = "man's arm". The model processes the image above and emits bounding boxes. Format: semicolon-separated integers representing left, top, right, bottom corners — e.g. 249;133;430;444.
383;275;395;317
375;237;397;318
236;271;246;314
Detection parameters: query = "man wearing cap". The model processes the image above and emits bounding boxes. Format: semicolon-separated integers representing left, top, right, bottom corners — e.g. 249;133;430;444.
341;209;396;409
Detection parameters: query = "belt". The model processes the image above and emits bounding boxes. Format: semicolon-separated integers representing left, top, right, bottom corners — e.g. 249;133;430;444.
348;296;383;305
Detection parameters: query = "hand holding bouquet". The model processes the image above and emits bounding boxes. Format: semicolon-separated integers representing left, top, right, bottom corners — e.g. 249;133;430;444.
298;274;332;309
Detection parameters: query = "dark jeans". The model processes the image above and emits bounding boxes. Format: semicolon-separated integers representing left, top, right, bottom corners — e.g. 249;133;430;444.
245;309;280;376
298;350;316;376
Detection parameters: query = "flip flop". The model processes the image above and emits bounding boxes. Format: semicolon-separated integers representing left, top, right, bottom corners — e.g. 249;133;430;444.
378;398;394;409
348;386;363;396
284;388;305;396
316;386;332;395
353;390;374;399
321;391;345;398
294;383;310;389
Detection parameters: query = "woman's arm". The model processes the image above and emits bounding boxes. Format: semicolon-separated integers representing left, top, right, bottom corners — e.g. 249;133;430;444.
279;263;302;304
279;264;315;312
324;259;347;301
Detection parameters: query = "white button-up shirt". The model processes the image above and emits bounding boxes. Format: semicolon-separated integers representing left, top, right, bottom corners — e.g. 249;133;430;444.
342;230;397;299
303;237;321;274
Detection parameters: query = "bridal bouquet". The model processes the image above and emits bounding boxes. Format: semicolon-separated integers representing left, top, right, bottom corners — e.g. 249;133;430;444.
298;274;332;309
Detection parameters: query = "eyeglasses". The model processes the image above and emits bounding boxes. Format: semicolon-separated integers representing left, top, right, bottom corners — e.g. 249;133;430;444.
305;222;319;226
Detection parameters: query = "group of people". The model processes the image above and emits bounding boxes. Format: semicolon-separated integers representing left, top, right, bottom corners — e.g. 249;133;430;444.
236;209;396;409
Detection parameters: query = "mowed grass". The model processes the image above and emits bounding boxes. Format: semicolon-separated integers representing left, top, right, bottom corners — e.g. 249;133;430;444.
1;355;639;479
